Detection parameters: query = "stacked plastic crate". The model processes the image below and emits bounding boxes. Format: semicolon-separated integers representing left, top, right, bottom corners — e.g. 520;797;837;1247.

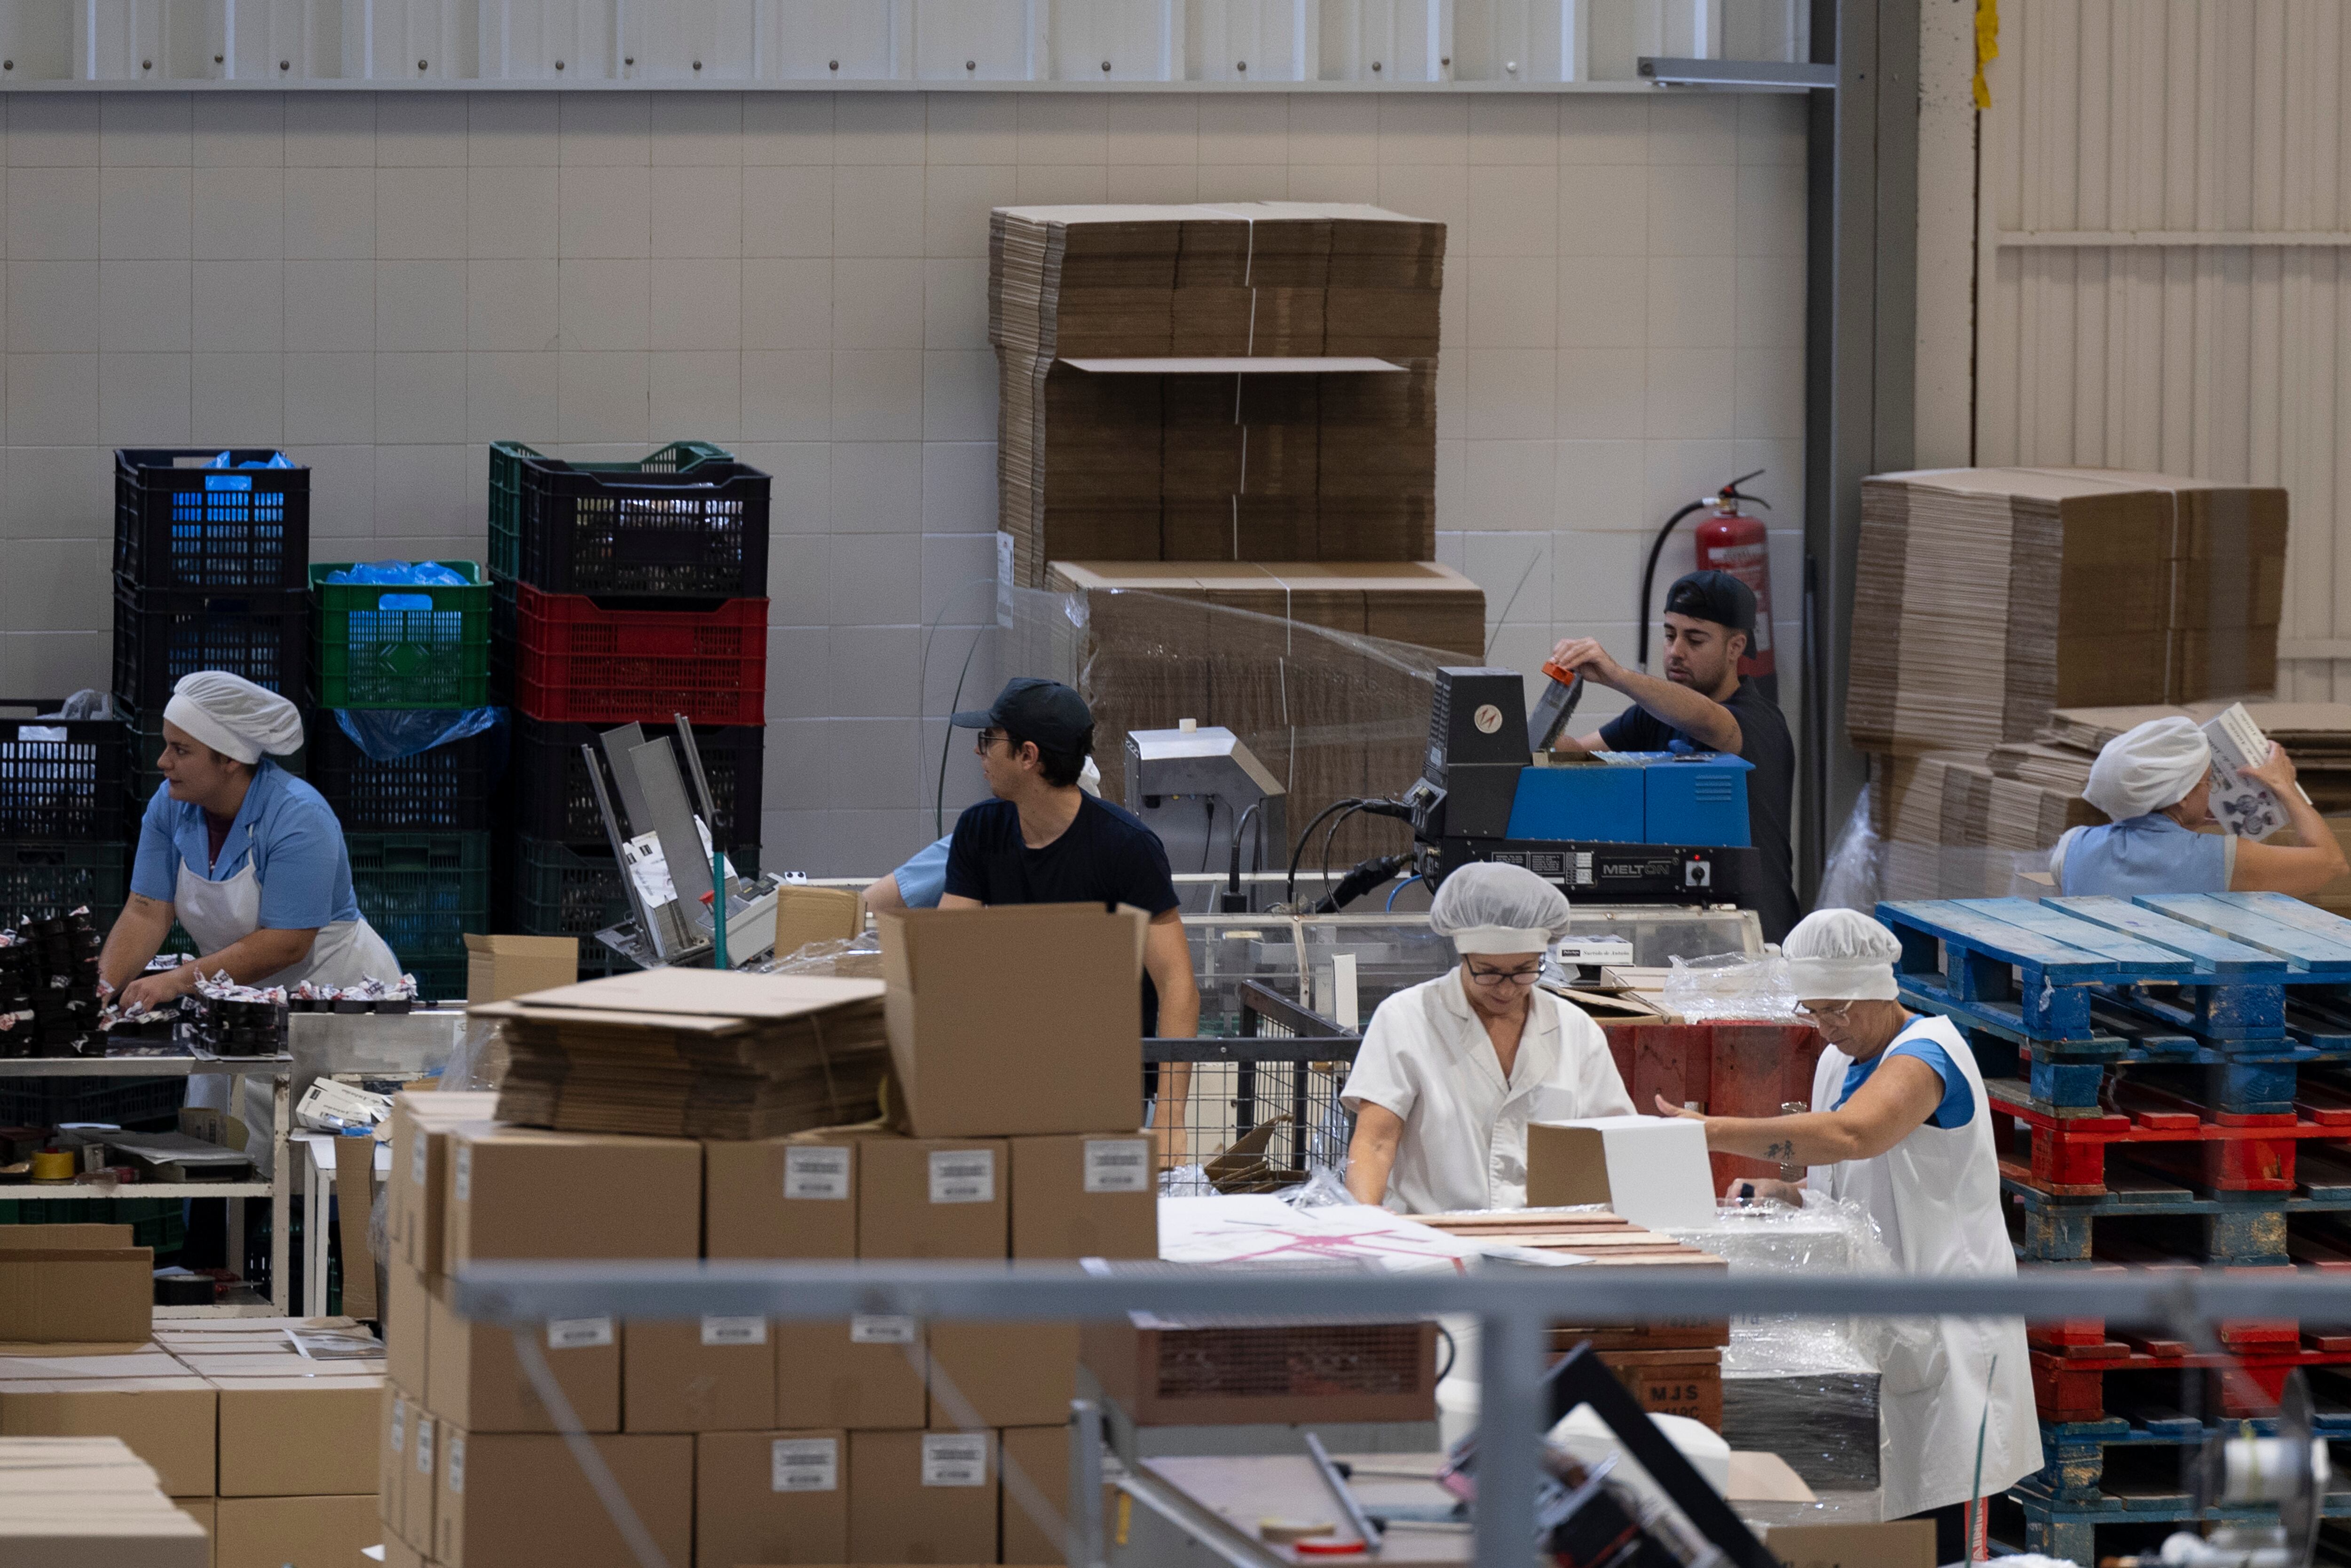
306;562;496;1001
488;442;771;977
112;447;312;859
0;700;130;925
1882;892;2351;1562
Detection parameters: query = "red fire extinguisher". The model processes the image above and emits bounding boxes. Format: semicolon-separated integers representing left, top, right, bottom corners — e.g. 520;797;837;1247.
1637;469;1777;703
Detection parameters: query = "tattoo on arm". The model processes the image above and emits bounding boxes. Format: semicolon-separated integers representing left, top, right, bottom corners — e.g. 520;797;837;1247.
1764;1139;1795;1162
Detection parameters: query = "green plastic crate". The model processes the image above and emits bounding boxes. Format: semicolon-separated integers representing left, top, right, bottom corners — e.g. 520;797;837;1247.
310;562;491;709
346;831;489;991
487;441;734;582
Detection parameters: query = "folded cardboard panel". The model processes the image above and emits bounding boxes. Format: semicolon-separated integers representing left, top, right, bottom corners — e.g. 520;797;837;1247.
0;1378;216;1497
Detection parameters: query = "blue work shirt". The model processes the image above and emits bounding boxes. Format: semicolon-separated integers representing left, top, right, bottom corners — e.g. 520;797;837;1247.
131;762;364;929
891;835;954;909
2053;813;2234;898
1833;1029;1975;1130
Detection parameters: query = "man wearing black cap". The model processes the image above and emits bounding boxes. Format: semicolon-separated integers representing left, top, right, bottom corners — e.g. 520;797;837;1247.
940;677;1203;1153
1546;570;1799;940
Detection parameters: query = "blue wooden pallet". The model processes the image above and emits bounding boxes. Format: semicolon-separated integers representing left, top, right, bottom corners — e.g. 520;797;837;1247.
2004;1484;2351;1563
1881;892;2351;1047
2004;1181;2351;1264
2035;1412;2351;1502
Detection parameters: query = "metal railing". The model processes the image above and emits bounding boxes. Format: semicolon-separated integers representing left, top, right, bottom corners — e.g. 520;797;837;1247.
1147;981;1358;1185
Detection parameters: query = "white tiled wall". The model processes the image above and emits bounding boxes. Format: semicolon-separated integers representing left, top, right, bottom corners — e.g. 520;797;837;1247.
0;88;1807;878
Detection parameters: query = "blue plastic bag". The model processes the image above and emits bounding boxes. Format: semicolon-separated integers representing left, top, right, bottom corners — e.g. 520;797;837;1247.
333;707;505;763
323;560;472;587
209;450;294;469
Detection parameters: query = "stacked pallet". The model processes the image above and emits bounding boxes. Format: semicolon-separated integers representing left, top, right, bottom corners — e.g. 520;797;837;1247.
991;202;1442;587
1850;468;2286;760
1881;892;2351;1562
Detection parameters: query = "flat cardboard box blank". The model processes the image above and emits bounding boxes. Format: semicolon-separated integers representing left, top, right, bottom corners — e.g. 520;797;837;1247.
173;1496;213;1568
0;1378;216;1497
427;1289;619;1433
1761;1521;1936;1568
466;932;581;1004
333;1132;381;1321
879;905;1146;1138
847;1429;998;1566
213;1376;381;1497
435;1430;693;1568
926;1323;1078;1429
446;1125;702;1267
0;1249;152;1343
775;886;864;959
773;1322;927;1430
0;1513;207;1568
623;1319;777;1433
1524;1119;1716;1231
213;1494;378;1568
1000;1425;1071;1566
1009;1134;1158;1259
856;1137;1009;1260
705;1129;876;1260
0;1352;181;1379
694;1429;849;1568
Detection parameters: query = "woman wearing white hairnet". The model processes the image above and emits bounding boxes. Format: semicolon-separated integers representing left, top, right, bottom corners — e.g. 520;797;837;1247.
1341;862;1633;1213
99;672;402;1015
1656;907;2039;1558
2052;715;2345;896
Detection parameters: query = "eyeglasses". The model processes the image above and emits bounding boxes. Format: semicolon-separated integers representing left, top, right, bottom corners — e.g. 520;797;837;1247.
1793;1001;1854;1024
1465;962;1544;988
974;729;1019;755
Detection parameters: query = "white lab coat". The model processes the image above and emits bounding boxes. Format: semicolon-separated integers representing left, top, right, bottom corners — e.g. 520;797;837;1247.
1341;971;1635;1214
1807;1013;2043;1520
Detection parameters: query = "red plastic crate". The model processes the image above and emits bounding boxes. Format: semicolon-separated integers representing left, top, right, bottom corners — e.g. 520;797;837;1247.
510;581;767;726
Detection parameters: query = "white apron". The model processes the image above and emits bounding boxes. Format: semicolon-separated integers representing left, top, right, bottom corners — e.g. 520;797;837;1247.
1807;1014;2043;1519
176;858;402;1177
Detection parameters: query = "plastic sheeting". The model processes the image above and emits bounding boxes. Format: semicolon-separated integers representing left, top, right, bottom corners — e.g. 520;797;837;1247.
321;559;471;586
1658;952;1799;1022
331;706;503;763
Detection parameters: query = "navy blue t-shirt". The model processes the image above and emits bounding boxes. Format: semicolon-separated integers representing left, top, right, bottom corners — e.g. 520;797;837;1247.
943;794;1181;1032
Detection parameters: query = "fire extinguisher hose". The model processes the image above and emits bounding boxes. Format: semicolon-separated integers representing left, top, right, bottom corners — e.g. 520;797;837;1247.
1636;500;1709;673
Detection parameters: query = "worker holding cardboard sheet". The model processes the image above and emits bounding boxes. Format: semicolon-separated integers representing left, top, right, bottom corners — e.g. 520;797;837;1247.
1653;908;2039;1558
2051;714;2347;895
1339;862;1634;1212
935;679;1203;1158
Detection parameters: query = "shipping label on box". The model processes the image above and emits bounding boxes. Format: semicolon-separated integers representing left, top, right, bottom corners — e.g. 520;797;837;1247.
848;1428;999;1565
1010;1135;1158;1260
857;1139;1008;1259
696;1430;849;1568
425;1289;619;1434
705;1130;877;1259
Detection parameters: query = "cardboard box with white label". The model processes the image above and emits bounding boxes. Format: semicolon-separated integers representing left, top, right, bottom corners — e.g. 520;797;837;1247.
1009;1133;1158;1260
426;1291;619;1433
624;1317;777;1433
847;1428;998;1565
856;1138;1009;1260
704;1128;891;1260
694;1429;849;1568
1525;1117;1716;1230
773;1319;928;1431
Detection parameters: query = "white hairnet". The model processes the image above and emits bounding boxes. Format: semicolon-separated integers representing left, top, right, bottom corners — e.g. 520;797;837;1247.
2084;716;2212;822
1783;908;1903;1002
1429;862;1571;955
163;671;304;765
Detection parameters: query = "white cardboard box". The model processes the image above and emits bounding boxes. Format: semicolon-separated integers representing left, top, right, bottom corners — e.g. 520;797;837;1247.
1523;1117;1715;1230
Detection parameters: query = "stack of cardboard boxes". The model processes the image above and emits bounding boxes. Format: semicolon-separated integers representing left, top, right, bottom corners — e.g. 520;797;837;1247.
382;903;1159;1568
0;1436;211;1564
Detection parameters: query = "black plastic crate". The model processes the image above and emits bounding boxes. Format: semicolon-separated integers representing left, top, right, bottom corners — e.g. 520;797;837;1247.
505;835;631;938
0;840;128;926
0;701;128;843
347;832;490;981
115;448;309;592
112;583;308;716
505;452;771;598
507;713;761;850
122;704;306;816
0;1077;185;1129
308;717;505;834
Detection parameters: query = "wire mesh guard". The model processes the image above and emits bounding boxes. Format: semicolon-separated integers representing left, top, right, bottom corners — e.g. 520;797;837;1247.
1152;982;1358;1194
1151;1320;1429;1402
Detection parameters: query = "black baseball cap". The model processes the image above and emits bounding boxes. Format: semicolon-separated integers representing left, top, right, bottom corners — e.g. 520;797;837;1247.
1663;569;1757;636
951;678;1095;754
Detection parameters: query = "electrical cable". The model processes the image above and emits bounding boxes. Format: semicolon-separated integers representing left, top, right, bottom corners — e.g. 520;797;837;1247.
1307;854;1409;914
1199;798;1216;874
1434;1324;1457;1384
1636;500;1707;674
1385;879;1408;911
1227;801;1265;906
921;576;1001;838
1285;799;1366;908
1319;804;1368;899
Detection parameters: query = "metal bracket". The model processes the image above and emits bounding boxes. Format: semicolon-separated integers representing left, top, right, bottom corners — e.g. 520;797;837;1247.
1637;56;1836;89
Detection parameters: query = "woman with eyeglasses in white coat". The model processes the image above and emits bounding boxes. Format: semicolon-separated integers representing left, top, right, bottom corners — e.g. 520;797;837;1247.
1341;861;1633;1214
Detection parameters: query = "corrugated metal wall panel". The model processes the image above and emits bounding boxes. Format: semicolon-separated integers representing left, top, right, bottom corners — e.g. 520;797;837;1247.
1978;0;2351;698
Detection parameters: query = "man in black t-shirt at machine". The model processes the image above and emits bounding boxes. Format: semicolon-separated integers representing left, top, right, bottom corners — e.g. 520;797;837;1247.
940;677;1203;1159
1546;570;1801;942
